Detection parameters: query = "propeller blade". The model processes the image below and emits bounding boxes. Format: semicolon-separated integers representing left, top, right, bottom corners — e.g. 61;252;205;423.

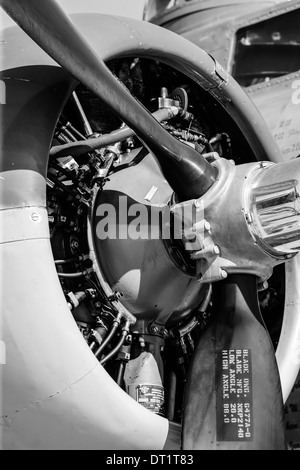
0;0;216;200
182;274;286;450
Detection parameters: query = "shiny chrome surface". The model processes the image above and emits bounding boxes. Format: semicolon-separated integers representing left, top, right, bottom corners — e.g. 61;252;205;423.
245;161;300;257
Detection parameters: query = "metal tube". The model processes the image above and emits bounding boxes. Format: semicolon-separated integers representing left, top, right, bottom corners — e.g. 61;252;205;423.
72;91;93;137
94;315;122;359
100;326;129;366
166;370;177;422
49;108;180;160
56;134;72;144
55;258;78;265
116;362;126;387
57;272;86;279
64;120;86;140
61;126;78;142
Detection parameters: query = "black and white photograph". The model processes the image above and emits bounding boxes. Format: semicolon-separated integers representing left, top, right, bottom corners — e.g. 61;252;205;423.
0;0;300;452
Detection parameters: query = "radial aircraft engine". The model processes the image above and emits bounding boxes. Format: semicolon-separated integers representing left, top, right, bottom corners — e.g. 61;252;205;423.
1;0;300;450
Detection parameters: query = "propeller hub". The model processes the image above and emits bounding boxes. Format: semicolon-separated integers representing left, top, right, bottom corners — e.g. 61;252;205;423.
183;157;300;282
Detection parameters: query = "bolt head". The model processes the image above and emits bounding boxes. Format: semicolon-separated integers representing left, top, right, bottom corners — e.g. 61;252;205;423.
221;269;228;279
31;213;41;223
214;245;221;255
